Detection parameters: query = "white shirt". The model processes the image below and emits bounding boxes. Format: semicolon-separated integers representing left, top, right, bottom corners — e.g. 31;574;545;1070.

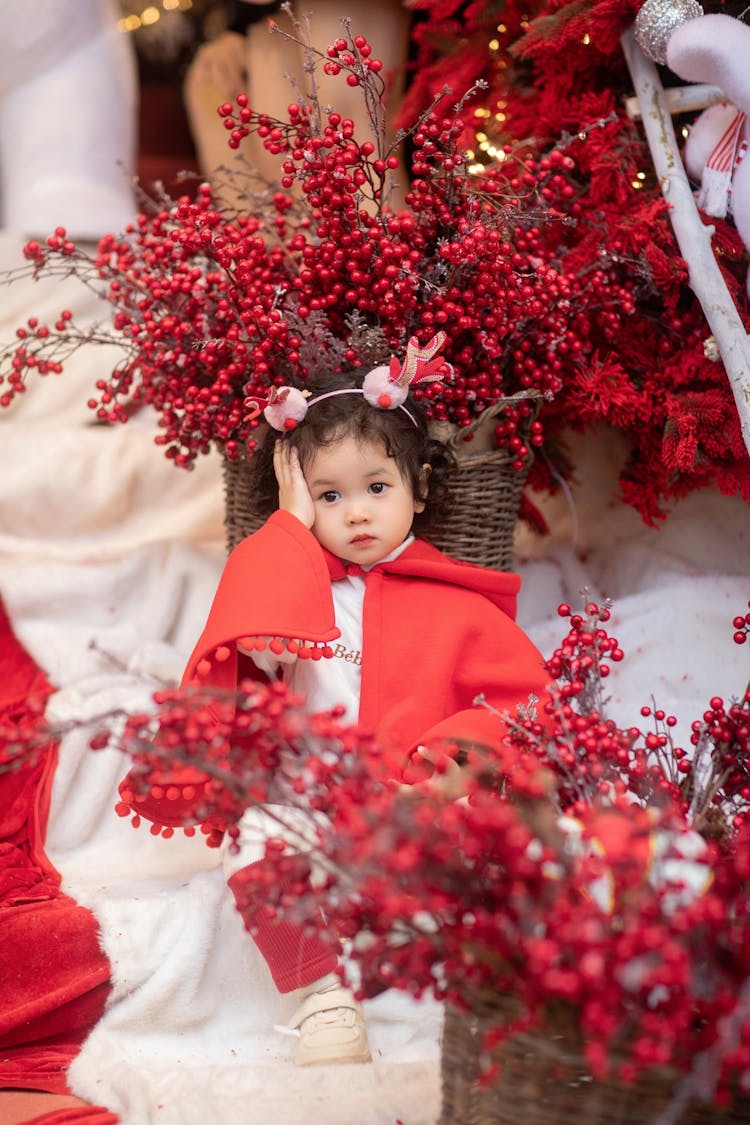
245;534;414;721
226;535;415;878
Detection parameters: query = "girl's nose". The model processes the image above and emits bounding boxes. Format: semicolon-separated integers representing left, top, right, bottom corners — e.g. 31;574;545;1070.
345;502;369;524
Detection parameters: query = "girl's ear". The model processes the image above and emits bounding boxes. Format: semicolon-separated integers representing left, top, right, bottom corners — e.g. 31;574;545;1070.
414;463;432;513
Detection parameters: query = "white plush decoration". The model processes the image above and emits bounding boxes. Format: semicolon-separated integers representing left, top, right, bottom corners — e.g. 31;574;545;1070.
666;14;750;294
0;0;138;238
362;364;408;409
263;386;309;429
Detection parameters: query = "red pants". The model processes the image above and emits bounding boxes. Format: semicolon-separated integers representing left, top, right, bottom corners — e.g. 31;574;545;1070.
227;864;338;992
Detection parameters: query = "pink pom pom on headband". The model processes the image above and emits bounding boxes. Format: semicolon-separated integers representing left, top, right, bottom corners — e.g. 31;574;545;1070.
244;332;452;432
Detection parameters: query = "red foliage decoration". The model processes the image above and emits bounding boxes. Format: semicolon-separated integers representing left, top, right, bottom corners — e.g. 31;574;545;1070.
405;0;750;521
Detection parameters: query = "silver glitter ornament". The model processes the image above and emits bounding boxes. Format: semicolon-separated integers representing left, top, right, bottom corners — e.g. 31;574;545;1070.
633;0;704;65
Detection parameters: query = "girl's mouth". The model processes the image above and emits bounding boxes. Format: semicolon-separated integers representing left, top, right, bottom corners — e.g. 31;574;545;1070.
351;535;374;545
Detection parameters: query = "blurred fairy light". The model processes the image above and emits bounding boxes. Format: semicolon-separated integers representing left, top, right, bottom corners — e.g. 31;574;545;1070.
117;0;192;33
468;39;513;172
471;87;512;171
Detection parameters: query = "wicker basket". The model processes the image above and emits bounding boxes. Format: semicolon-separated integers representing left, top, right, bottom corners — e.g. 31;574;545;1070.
427;401;533;571
440;994;749;1125
222;401;534;570
222;451;265;553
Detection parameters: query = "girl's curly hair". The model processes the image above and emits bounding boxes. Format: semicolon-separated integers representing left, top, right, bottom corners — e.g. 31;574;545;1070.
247;369;456;542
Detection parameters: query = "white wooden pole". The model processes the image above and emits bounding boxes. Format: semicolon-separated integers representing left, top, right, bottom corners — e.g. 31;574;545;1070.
623;82;723;121
621;27;750;457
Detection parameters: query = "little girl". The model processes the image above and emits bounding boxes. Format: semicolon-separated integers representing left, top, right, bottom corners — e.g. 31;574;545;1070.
120;333;552;1066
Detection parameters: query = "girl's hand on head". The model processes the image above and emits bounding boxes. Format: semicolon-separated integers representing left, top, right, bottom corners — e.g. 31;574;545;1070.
273;440;315;529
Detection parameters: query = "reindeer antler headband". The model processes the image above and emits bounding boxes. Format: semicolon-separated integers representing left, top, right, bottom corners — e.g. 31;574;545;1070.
245;332;452;431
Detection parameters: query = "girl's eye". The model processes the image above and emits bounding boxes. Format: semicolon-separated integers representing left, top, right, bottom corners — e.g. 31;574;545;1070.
368;482;387;495
320;490;340;503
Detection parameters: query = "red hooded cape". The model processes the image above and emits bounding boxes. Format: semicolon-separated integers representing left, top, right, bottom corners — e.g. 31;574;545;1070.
120;511;551;830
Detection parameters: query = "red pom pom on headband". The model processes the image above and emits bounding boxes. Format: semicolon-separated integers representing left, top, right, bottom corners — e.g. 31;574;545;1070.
245;332;452;432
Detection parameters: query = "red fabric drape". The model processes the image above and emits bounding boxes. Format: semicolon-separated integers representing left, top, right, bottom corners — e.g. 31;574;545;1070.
0;600;112;1101
25;1106;118;1125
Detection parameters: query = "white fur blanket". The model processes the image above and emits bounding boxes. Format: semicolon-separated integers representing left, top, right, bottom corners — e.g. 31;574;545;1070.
2;229;749;1124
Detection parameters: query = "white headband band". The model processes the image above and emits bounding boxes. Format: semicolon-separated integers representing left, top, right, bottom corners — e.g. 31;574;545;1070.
244;331;451;433
301;386;419;427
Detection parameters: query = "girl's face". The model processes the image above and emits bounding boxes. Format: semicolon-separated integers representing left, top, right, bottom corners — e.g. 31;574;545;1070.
303;435;429;565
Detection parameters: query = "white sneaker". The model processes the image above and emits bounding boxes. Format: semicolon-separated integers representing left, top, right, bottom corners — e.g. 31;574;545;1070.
288;986;372;1066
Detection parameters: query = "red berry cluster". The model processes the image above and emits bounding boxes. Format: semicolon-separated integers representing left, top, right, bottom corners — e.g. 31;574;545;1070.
0;24;647;485
547;599;624;697
5;593;750;1099
323;33;383;82
108;677;374;843
733;601;750;645
688;690;750;831
508;597;750;841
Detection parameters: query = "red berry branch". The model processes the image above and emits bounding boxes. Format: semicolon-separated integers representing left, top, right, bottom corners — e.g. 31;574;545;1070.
4;595;748;1101
222;598;750;1093
0;13;677;507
